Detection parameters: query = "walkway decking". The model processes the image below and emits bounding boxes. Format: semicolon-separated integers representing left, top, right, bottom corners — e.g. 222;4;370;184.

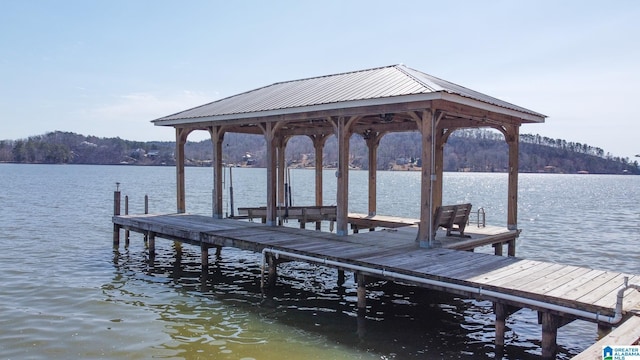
114;213;640;317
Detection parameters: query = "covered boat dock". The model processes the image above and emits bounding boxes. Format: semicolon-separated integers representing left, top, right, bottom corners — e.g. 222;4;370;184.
112;64;640;358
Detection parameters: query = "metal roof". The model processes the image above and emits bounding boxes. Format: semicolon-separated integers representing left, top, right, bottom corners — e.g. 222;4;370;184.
153;64;545;124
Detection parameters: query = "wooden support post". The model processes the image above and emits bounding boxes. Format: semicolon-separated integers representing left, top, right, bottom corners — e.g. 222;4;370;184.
494;302;507;347
415;110;438;246
597;323;613;338
506;125;520;231
267;253;278;287
147;231;155;258
215;245;222;258
209;126;225;219
333;116;358;236
433;129;446;212
144;194;149;243
356;307;367;339
541;312;559;360
201;244;209;278
508;239;516;257
124;195;130;246
262;122;278;227
113;187;121;247
337;269;345;286
175;128;191;214
364;130;383;217
494;243;504;256
310;134;328;231
356;272;366;314
276;137;288;208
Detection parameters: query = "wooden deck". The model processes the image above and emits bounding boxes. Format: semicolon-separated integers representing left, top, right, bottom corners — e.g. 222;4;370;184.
572;316;640;359
233;208;519;254
113;213;640;318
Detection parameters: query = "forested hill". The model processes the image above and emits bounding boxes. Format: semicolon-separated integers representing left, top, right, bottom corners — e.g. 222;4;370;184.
1;130;638;175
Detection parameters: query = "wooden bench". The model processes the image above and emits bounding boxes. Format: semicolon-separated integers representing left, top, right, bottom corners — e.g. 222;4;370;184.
235;206;337;226
433;203;472;238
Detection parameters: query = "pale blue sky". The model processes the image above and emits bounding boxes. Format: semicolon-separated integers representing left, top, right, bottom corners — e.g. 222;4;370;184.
1;1;638;159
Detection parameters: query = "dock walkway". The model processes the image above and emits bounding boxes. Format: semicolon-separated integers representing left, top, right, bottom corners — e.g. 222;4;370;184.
113;213;640;358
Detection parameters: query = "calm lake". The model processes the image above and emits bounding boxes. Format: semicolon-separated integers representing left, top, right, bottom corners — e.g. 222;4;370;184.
1;164;638;359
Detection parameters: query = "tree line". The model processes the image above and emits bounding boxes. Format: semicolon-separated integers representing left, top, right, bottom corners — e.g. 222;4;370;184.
0;129;638;175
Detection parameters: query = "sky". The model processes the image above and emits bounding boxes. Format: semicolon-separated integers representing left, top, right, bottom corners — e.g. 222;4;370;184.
1;0;639;159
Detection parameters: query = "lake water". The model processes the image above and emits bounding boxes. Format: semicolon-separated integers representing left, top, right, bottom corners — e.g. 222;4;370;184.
1;164;638;359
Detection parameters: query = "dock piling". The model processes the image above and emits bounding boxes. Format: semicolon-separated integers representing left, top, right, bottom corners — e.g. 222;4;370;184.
201;243;209;282
541;312;559;359
267;254;278;287
143;195;149;243
124;195;130;246
337;269;345;286
147;231;155;259
494;302;507;347
112;183;121;247
356;272;367;314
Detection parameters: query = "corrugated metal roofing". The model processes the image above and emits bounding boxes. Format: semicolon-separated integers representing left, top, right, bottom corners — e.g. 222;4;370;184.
154;64;545;123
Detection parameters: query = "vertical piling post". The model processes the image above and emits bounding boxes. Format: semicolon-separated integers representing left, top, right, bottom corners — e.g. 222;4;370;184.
147;231;155;259
494;302;507;348
201;243;209;280
267;254;278;287
493;243;504;256
124;195;130;246
337;269;345;286
113;183;121;247
144;195;149;243
541;312;559;360
229;166;234;218
356;272;367;315
597;323;613;338
508;240;516;257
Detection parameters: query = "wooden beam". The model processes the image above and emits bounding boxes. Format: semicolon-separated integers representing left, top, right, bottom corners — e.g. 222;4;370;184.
160;95;540;138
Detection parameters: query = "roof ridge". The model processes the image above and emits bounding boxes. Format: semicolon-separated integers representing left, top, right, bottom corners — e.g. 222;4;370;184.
270;64;400;86
394;64;439;92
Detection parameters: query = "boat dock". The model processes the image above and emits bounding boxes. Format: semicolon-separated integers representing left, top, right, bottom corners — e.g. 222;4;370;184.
113;212;640;359
120;64;640;358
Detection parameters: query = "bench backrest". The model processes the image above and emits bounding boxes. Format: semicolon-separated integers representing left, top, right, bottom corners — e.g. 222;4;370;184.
433;203;472;236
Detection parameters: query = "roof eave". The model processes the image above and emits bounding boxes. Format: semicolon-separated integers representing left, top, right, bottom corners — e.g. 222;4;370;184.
440;93;546;124
152;92;546;128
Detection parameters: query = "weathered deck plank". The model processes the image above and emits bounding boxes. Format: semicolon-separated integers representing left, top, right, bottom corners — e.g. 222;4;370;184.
572;316;640;360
